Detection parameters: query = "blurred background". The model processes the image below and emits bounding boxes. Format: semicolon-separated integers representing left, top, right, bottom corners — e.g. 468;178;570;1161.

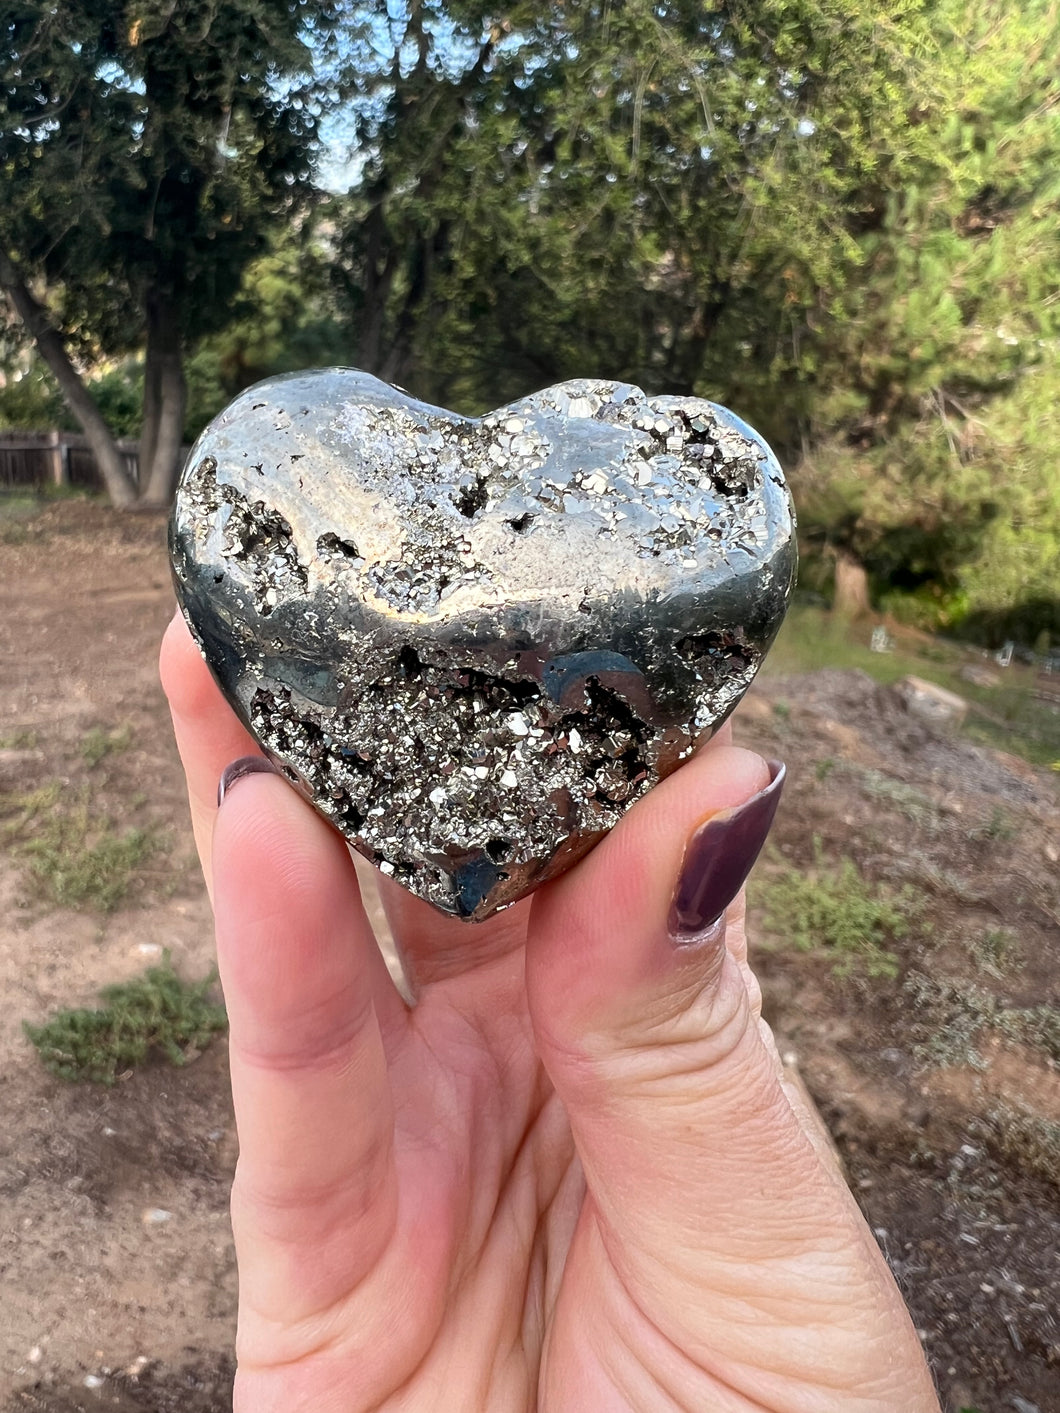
0;4;1057;1411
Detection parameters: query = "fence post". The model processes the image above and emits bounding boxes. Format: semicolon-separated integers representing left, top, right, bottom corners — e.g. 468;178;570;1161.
47;429;68;486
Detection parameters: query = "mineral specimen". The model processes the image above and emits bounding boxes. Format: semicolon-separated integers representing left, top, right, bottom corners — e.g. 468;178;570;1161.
170;370;796;920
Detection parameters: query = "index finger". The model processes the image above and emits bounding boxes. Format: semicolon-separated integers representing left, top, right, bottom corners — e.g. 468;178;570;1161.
160;609;260;898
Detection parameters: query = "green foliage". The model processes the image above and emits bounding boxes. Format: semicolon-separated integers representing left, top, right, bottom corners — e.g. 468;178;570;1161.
3;0;1057;613
854;768;939;828
906;972;1060;1068
182;226;352;440
966;927;1019;980
0;363;71;431
0;0;355;499
759;848;921;979
88;363;143;440
0;728;37;749
985;1107;1060;1192
0;0;348;350
81;724;134;769
971;807;1015;843
0;356;142;436
331;0;967;420
2;782;157;912
24;954;227;1085
790;0;1060;639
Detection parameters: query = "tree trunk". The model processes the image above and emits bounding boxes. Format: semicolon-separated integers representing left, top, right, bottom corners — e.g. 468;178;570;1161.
0;256;138;508
355;200;399;375
140;342;162;495
833;548;871;621
139;291;186;508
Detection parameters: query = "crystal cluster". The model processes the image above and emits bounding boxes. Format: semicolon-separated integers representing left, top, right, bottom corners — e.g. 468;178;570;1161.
170;370;796;919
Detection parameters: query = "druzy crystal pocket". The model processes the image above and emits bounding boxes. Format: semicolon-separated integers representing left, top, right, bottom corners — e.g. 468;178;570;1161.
170;369;796;920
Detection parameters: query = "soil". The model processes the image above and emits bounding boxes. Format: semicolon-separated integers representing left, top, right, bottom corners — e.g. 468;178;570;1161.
1;500;1057;1413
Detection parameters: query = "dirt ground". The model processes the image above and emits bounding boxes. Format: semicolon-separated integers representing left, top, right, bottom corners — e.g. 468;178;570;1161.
0;501;1057;1413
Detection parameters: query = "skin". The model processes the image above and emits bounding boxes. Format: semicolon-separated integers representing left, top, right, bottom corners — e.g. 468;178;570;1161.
161;612;941;1413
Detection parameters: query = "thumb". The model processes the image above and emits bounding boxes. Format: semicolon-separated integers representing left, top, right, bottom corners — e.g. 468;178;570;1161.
526;745;933;1408
527;743;783;1106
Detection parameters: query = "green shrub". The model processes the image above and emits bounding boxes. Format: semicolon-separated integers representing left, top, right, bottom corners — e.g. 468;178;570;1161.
24;955;227;1084
2;783;157;911
759;851;922;979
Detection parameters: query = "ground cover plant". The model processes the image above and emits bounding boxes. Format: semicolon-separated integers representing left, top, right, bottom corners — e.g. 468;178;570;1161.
760;846;922;980
23;954;227;1086
1;781;158;912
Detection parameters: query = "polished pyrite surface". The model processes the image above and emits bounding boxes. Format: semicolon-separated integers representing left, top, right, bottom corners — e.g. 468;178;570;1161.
170;369;796;920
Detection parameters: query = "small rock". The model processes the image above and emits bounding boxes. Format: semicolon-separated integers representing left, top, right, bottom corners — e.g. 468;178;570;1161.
28;1345;42;1365
893;675;968;729
959;663;1001;688
124;1355;150;1380
83;1374;105;1390
1010;1398;1040;1413
142;1207;172;1226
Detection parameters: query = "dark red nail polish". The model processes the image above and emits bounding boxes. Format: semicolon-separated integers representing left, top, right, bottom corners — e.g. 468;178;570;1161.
668;761;785;944
217;755;280;806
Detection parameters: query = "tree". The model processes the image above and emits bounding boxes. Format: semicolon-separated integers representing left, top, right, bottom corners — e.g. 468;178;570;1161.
182;221;353;437
791;0;1060;636
0;0;348;506
325;0;1058;637
327;1;952;419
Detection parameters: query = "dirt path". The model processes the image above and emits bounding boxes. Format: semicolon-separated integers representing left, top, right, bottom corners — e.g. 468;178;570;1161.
1;502;1057;1412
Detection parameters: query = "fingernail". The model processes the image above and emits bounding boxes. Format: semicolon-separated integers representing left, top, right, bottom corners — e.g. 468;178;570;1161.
217;755;280;806
668;760;785;945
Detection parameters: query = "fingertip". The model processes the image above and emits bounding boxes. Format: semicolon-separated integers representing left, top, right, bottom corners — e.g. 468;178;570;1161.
535;746;771;939
161;607;260;830
213;770;352;928
159;607;194;699
159;608;220;722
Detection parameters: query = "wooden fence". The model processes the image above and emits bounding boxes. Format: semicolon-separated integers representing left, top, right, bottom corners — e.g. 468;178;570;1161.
0;430;143;491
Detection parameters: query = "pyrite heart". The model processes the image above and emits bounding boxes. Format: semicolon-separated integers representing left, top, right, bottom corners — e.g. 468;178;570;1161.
170;370;796;920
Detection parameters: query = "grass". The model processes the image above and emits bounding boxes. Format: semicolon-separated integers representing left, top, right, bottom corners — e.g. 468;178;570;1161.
0;485;98;542
24;954;227;1084
0;492;39;544
905;972;1060;1069
984;1106;1060;1192
81;723;133;768
854;766;940;827
1;782;158;911
0;728;38;749
964;926;1019;979
762;602;1060;767
969;805;1016;842
758;846;923;979
810;756;940;827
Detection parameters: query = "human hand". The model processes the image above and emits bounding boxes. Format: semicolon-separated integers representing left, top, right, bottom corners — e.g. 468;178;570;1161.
161;613;939;1413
